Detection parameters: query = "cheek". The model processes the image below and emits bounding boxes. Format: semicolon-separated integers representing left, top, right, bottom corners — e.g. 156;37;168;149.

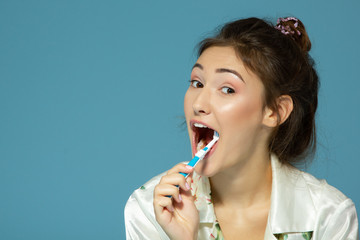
216;97;265;158
184;89;193;120
216;96;264;127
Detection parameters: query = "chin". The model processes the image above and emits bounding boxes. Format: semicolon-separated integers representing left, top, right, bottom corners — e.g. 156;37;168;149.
194;159;219;177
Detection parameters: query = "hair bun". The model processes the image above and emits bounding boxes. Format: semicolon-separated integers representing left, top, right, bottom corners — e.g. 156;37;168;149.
275;17;311;52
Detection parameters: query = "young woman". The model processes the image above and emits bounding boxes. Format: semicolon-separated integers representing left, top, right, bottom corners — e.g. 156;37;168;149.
124;17;359;240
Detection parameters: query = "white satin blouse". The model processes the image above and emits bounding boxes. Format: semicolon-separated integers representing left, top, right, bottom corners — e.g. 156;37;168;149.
124;155;359;239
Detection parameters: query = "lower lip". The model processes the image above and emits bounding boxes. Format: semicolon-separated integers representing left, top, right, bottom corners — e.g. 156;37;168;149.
203;141;218;159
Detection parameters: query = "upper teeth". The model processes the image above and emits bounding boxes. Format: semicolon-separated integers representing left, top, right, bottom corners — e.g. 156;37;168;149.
194;123;208;128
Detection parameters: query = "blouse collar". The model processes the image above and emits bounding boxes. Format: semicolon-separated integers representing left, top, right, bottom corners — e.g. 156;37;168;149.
190;154;316;235
268;154;316;233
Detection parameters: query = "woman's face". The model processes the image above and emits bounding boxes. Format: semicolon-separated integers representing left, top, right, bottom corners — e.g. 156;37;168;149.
184;46;271;177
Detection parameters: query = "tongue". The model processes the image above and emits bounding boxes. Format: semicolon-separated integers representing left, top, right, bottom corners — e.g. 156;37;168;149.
197;128;215;151
197;139;206;151
197;135;214;151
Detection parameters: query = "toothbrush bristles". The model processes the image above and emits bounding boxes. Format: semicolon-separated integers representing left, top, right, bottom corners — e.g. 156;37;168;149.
214;131;219;138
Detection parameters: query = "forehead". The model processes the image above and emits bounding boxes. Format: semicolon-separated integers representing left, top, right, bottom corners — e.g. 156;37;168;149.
196;46;242;68
194;46;260;82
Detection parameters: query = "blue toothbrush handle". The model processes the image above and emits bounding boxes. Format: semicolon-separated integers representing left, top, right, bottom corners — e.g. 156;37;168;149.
164;132;218;199
188;155;201;168
179;155;200;178
166;156;201;197
179;172;188;177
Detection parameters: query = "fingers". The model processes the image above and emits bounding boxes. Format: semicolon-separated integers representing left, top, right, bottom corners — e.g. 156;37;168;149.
167;163;194;175
154;163;194;213
165;163;193;192
153;163;199;239
161;174;190;194
161;182;184;201
155;194;174;212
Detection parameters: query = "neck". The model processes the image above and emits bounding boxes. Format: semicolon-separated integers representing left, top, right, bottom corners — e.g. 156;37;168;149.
209;151;272;209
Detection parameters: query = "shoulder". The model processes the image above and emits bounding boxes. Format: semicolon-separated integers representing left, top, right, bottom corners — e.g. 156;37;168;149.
300;170;349;205
297;169;357;214
275;158;352;208
124;171;169;240
125;171;166;217
291;167;358;239
127;171;166;206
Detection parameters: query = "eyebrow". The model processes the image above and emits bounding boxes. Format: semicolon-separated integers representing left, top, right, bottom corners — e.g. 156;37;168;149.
192;63;203;70
192;63;245;83
216;68;245;83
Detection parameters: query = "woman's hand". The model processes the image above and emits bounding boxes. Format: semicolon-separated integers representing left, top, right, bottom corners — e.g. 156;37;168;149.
153;163;199;240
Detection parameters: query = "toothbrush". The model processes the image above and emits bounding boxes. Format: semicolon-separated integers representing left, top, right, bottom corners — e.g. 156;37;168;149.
166;131;219;198
180;131;219;178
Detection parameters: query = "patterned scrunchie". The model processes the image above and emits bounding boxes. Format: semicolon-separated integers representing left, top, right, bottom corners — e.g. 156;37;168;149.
275;17;301;36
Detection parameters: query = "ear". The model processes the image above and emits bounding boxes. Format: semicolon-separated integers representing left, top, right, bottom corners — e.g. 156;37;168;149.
262;95;294;128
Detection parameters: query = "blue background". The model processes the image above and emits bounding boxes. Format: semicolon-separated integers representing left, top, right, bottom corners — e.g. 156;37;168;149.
1;0;359;239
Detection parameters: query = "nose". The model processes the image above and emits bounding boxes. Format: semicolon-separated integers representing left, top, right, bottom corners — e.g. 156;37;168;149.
192;88;211;115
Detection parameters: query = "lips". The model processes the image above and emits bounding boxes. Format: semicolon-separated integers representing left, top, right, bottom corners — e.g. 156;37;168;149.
190;120;219;157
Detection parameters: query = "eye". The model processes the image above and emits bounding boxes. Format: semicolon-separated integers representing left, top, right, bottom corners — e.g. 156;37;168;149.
221;87;235;94
190;80;204;88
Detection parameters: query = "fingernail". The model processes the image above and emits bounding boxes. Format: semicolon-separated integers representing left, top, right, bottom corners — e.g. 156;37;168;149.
167;205;174;212
185;165;193;170
185;182;190;190
179;194;182;202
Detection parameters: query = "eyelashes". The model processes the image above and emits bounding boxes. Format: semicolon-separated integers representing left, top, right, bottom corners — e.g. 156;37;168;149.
189;80;236;95
189;80;203;88
221;87;235;94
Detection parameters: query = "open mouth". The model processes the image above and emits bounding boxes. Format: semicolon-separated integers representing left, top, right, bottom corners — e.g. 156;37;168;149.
191;122;217;152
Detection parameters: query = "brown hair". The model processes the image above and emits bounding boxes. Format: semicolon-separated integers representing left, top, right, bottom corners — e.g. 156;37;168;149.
197;17;319;165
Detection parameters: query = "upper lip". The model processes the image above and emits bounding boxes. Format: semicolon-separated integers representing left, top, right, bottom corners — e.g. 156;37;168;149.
190;119;216;132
